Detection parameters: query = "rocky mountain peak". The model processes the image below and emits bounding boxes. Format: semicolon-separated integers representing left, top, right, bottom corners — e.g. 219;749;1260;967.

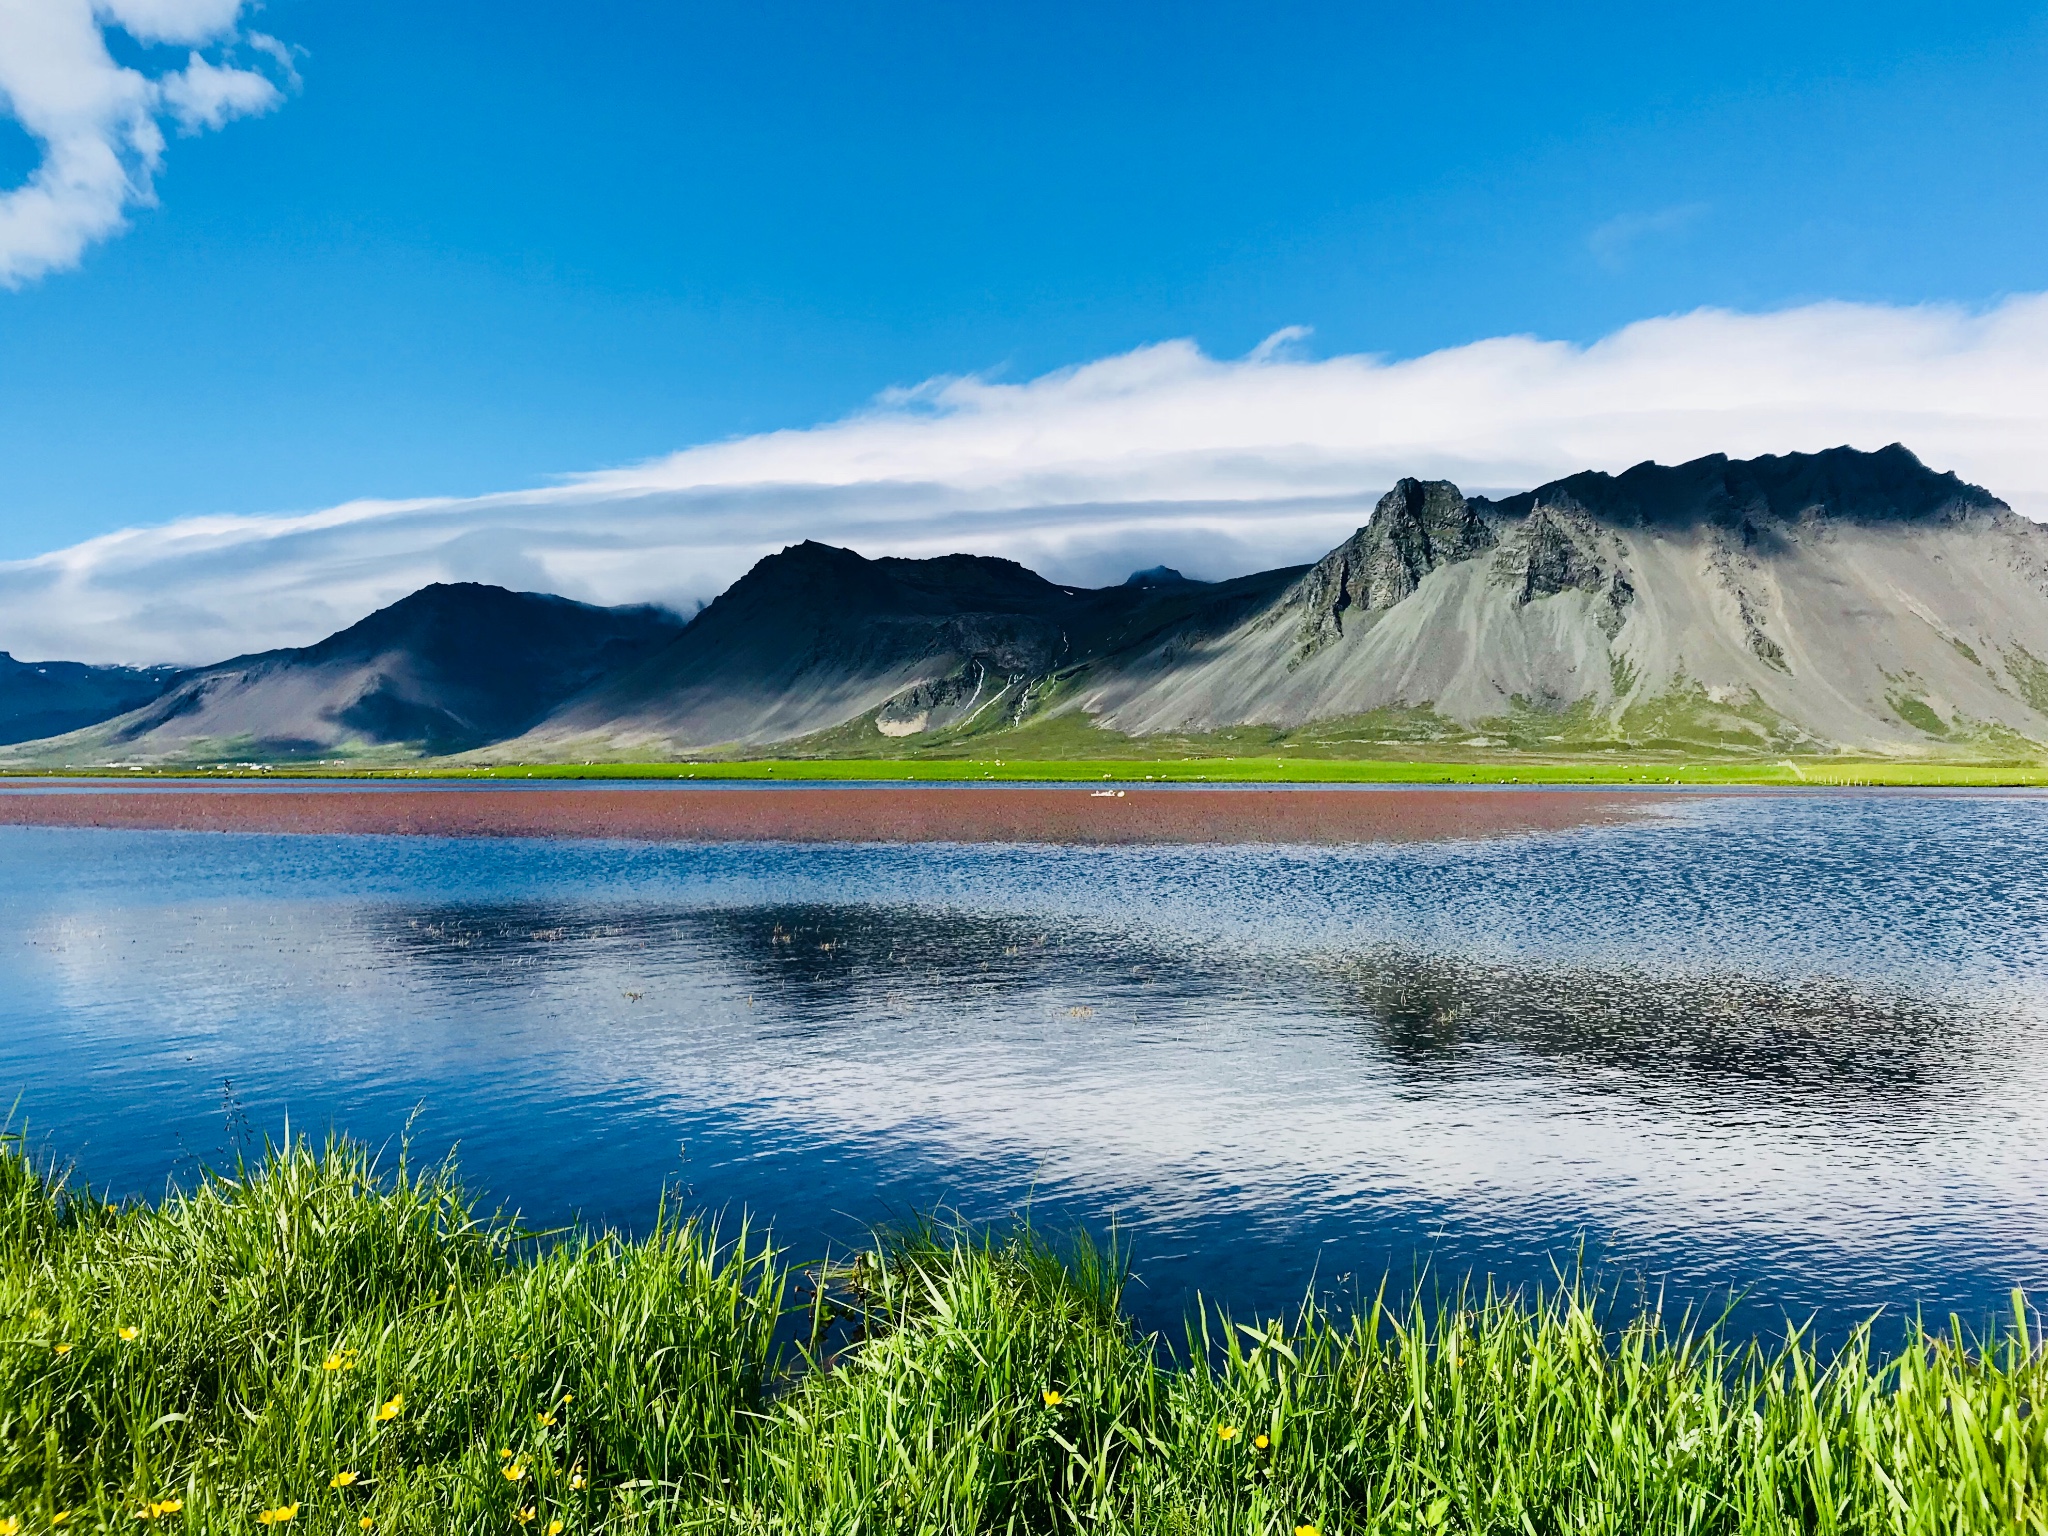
1293;478;1497;654
1487;499;1636;636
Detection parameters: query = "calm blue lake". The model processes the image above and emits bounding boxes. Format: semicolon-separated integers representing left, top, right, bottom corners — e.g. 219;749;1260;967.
4;789;2046;1346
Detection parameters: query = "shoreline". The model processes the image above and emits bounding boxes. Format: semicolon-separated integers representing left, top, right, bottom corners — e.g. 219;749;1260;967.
0;782;1677;844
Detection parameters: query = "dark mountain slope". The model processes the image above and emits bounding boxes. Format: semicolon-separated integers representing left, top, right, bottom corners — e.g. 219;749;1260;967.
0;654;184;745
509;541;1299;754
1476;443;2003;529
11;584;684;762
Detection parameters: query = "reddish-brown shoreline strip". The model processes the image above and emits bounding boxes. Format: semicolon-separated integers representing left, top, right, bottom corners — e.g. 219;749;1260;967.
0;786;1675;845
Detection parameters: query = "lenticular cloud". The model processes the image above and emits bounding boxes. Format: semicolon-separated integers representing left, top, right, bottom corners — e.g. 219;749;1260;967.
6;293;2048;665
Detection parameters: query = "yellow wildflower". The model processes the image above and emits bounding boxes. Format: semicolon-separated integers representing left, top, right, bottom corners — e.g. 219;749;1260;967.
1254;1433;1269;1450
559;1393;573;1404
322;1350;356;1372
139;1498;183;1521
513;1508;535;1527
0;1516;19;1535
499;1450;512;1459
375;1393;403;1422
1041;1390;1062;1406
52;1343;71;1356
1295;1527;1321;1536
52;1516;72;1529
536;1412;556;1427
1216;1424;1239;1441
503;1463;528;1483
547;1524;563;1536
118;1326;140;1342
330;1471;358;1489
360;1521;373;1531
568;1473;586;1491
256;1503;299;1525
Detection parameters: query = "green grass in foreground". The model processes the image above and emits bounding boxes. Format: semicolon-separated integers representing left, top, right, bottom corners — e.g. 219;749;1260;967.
3;1136;2045;1533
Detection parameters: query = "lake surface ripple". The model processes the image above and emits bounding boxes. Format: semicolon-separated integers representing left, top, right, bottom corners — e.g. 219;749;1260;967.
4;790;2045;1344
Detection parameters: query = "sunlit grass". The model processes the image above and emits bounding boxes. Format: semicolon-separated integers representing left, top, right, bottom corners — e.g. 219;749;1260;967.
0;1134;777;1533
12;753;2048;786
13;756;2048;787
446;756;2048;787
3;1134;2045;1532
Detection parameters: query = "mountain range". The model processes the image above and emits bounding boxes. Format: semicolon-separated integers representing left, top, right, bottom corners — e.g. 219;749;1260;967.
7;444;2048;765
0;653;183;746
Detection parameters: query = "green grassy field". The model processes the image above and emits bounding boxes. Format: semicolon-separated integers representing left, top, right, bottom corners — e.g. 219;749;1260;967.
9;756;2048;787
450;756;2048;787
4;1134;2044;1533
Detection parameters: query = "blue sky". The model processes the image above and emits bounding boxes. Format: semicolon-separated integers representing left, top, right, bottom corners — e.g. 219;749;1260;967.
3;1;2045;559
3;2;2048;662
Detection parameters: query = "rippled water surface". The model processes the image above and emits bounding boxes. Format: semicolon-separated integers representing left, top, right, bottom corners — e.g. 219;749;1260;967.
4;789;2047;1343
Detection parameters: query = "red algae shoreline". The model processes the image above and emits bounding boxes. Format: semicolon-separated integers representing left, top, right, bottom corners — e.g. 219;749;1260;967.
0;784;1680;844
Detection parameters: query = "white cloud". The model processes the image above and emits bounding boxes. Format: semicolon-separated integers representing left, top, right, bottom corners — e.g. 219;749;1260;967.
94;0;247;45
158;50;278;133
0;0;287;286
5;292;2048;665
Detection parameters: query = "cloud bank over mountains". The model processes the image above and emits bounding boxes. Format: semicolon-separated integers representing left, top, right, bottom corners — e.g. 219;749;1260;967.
6;292;2047;664
0;0;291;286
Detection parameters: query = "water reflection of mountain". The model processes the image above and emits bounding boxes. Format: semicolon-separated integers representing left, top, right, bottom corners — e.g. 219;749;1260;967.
1324;948;1978;1110
363;898;1990;1117
367;903;685;985
366;899;1192;1012
687;904;1165;1012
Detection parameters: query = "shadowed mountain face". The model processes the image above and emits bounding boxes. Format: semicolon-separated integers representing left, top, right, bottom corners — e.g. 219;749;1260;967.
0;654;184;745
1486;443;2002;529
514;540;1301;754
14;585;684;761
